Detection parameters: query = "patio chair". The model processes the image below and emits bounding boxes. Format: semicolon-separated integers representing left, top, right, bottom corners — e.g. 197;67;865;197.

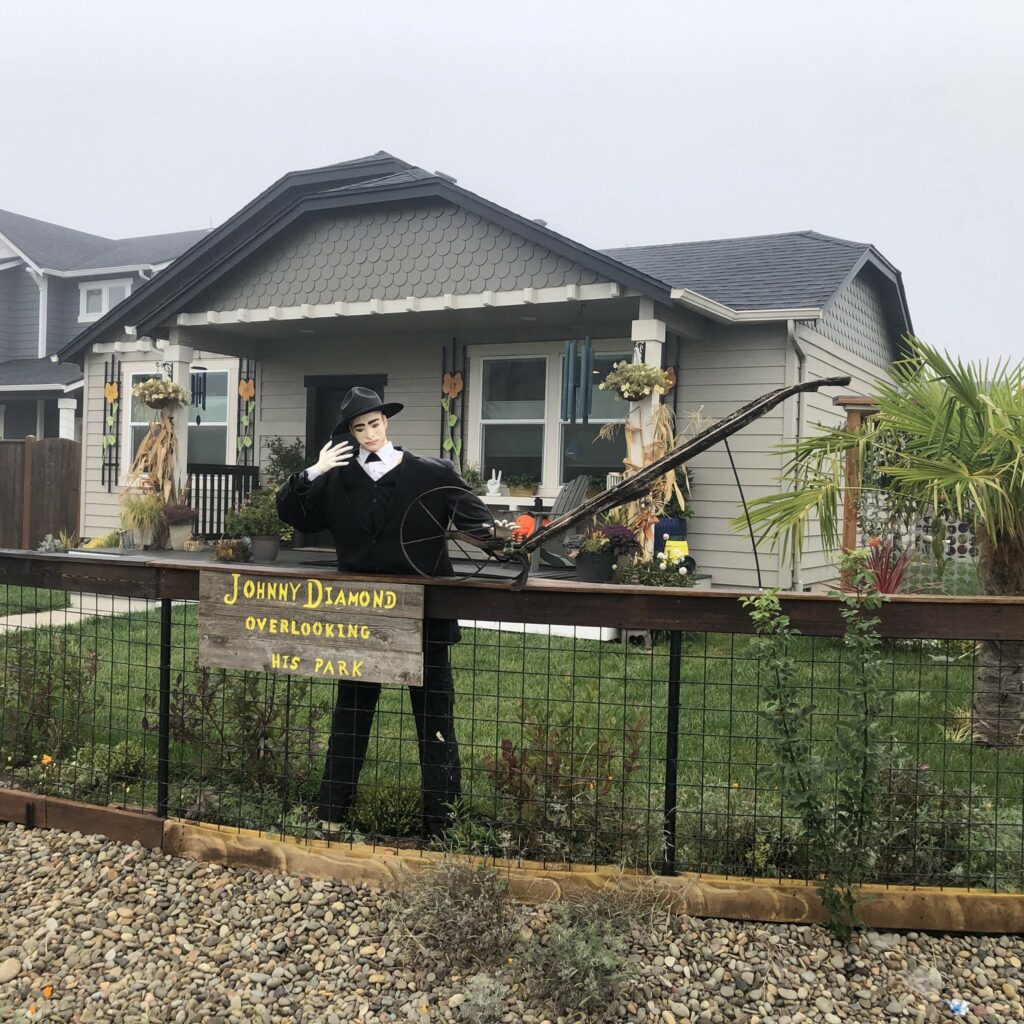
522;475;592;573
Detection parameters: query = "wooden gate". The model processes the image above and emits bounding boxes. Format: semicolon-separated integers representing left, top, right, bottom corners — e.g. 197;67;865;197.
0;437;81;549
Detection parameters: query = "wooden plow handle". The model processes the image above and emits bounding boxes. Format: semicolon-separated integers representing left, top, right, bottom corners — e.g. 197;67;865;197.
517;374;852;554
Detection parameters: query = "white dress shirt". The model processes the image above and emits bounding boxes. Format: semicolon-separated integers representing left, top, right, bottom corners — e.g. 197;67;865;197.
358;442;403;481
305;441;404;483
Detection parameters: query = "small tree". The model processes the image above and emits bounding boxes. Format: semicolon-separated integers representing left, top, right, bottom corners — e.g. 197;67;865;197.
738;338;1024;747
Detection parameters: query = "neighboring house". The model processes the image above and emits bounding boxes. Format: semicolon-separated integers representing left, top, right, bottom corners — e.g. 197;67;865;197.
59;152;913;589
0;208;206;441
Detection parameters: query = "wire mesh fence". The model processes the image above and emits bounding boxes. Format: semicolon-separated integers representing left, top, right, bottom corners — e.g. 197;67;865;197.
1;561;1022;893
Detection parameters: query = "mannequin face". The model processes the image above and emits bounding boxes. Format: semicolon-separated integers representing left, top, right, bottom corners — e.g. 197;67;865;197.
349;410;389;452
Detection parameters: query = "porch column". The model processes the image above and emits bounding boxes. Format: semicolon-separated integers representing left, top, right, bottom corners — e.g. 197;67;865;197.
625;313;667;471
162;336;194;498
57;398;76;440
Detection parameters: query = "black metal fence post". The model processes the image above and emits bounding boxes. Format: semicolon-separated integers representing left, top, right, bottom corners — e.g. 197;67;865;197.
157;598;172;818
661;629;682;876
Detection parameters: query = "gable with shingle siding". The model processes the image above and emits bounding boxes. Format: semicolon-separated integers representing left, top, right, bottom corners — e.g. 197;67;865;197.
189;202;610;313
817;272;896;368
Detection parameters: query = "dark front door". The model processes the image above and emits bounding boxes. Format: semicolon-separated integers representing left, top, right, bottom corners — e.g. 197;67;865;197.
298;373;388;549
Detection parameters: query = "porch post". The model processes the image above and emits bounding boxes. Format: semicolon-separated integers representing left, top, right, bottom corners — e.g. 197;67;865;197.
163;332;194;498
625;312;667;472
57;398;76;441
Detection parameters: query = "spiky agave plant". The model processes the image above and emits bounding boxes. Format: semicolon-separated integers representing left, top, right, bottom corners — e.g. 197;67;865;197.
736;338;1024;747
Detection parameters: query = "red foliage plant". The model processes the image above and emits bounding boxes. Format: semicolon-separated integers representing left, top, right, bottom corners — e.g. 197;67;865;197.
864;537;915;594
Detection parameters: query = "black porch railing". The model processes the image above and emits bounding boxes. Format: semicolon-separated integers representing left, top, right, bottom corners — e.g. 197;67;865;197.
1;551;1023;892
185;463;260;538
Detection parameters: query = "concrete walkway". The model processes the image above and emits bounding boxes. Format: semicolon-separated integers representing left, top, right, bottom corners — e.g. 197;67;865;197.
0;592;150;633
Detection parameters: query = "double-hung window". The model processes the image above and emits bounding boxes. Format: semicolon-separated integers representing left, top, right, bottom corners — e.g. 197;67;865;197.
187;371;229;463
479;356;546;484
79;279;132;323
128;370;231;465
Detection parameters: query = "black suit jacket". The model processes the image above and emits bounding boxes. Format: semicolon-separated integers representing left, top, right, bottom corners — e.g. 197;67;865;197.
276;451;493;643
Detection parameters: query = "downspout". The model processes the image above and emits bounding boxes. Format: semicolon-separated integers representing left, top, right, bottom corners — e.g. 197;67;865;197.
787;318;807;591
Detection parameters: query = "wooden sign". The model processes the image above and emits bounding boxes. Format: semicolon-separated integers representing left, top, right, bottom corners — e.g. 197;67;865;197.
198;571;424;686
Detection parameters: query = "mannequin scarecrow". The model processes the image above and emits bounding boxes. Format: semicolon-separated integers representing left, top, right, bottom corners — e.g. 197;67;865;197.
276;387;493;838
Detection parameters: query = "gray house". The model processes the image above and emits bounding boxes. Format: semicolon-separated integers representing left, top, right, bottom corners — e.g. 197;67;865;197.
0;208;205;440
60;152;913;589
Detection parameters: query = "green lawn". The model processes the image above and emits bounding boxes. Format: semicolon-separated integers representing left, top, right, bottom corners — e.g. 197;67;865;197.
1;600;1021;888
0;584;70;616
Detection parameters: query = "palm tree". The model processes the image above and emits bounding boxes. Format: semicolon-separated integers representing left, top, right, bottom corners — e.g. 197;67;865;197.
738;338;1024;747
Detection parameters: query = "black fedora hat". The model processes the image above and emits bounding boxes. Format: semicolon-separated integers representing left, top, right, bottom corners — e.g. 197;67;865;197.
331;387;403;436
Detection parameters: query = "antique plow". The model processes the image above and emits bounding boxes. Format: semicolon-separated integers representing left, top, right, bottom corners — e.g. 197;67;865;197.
401;375;852;587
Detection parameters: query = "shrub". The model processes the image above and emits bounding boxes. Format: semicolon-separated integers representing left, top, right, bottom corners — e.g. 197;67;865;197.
385;857;523;969
481;686;651;864
0;634;97;766
225;487;289;539
519;900;632;1021
457;972;511;1024
263;436;307;485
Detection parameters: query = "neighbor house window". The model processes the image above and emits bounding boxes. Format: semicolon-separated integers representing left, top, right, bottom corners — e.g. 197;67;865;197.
479;356;546;483
560;350;630;485
79;279;133;323
187;371;229;463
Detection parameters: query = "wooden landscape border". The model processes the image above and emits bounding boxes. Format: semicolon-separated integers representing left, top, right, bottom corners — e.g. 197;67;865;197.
1;788;1021;934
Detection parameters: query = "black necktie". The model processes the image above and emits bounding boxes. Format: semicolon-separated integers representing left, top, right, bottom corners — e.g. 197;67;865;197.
365;452;381;463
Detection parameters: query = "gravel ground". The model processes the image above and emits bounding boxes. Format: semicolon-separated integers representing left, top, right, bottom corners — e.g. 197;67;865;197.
1;821;1021;1023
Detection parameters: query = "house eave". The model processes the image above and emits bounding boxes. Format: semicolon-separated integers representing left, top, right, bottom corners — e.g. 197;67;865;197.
40;263;170;278
671;288;822;324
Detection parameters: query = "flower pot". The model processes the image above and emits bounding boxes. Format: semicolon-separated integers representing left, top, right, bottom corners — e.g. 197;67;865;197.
508;486;536;497
250;535;280;562
575;550;615;584
132;526;154;550
654;516;688;556
168;522;193;551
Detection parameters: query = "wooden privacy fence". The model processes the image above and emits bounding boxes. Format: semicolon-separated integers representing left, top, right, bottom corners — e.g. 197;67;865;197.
0;437;80;549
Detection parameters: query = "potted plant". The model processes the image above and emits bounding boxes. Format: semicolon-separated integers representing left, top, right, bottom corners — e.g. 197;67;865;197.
569;529;615;582
212;537;253;563
597;361;672;402
225;488;289;562
164;502;198;551
567;522;643;583
506;473;538;497
120;493;165;549
618;548;697;588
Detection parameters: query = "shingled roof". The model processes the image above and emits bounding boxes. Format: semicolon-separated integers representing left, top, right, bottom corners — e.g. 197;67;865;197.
603;230;874;311
0;357;83;392
0;208;206;273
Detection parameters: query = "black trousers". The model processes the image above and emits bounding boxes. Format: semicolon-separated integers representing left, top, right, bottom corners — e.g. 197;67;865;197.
317;640;461;833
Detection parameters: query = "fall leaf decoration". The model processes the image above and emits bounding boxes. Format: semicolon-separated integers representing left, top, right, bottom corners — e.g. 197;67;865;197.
442;371;463;399
665;367;677;392
103;381;119;404
238;378;256;401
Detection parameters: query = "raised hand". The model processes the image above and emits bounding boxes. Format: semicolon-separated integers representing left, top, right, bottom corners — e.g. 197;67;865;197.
311;438;354;476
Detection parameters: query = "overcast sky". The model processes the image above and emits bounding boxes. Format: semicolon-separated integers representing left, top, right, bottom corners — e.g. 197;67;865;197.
1;0;1020;363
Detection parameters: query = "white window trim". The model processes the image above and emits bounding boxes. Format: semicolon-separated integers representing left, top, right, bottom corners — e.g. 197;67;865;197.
79;278;134;323
121;358;239;481
466;340;631;495
186;369;231;463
